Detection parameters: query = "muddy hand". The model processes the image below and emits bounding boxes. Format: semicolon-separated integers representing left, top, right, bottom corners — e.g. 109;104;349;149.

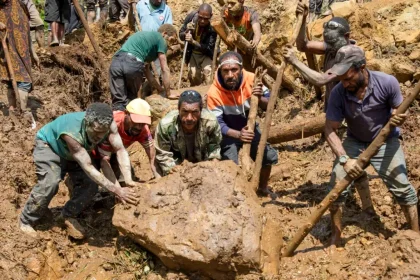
252;81;263;97
249;38;259;49
282;45;297;64
343;158;363;179
240;126;255;143
390;112;407;127
296;0;309;17
125;180;143;189
116;187;139;205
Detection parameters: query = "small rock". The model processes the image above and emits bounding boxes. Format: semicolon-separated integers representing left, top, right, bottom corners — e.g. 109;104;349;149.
405;81;412;87
102;262;113;271
394;30;420;46
143;265;151;274
383;195;393;205
330;1;356;19
393;63;416;82
409;49;420;61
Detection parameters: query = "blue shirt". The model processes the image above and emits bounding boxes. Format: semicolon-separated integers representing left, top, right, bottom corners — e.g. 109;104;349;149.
36;112;103;161
326;70;403;142
136;0;173;32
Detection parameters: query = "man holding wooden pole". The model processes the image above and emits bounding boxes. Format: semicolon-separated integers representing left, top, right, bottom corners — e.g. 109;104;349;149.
324;45;419;247
207;51;278;196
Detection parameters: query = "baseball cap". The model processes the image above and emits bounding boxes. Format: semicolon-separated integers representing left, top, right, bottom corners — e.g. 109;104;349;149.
126;98;152;125
327;45;366;76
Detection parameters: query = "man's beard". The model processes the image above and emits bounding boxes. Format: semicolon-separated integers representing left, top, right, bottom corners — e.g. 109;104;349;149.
224;77;241;90
323;30;348;52
347;72;365;95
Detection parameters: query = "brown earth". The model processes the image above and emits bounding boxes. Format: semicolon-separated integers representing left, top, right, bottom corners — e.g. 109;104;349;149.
1;0;420;279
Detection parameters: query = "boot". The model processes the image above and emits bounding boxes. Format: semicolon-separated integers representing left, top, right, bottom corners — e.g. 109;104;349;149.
87;11;96;24
354;174;375;215
330;204;343;247
18;219;38;238
63;217;86;239
401;205;420;232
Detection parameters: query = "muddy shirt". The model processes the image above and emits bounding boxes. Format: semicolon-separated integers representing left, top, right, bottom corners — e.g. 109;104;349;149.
154;109;222;176
326;70;402;142
223;6;259;40
118;31;167;62
36;112;102;161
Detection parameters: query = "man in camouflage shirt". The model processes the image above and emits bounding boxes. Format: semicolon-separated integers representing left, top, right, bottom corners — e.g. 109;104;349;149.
154;90;222;176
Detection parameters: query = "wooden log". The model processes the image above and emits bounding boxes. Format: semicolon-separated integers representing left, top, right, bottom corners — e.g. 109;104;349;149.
211;35;221;81
250;5;305;191
268;113;326;144
282;81;420;257
240;67;265;178
305;26;323;100
211;15;297;92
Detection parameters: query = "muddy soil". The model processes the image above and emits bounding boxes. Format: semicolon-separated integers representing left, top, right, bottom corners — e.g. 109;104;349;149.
1;0;419;279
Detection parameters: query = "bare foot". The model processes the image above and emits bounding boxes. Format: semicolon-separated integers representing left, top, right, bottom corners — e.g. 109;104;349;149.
256;186;277;199
50;38;59;47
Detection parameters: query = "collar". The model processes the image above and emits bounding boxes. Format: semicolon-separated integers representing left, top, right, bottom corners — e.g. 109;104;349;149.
146;0;165;12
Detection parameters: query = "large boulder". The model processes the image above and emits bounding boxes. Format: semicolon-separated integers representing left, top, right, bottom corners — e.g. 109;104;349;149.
393;62;416;83
113;161;283;279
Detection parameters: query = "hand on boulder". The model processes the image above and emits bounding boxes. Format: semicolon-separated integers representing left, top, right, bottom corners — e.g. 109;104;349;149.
115;187;139;205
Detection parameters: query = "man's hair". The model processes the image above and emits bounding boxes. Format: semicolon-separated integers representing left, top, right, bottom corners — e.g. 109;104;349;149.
218;51;243;66
330;17;350;33
158;24;178;37
85;103;113;126
178;90;203;110
198;3;212;14
352;59;367;71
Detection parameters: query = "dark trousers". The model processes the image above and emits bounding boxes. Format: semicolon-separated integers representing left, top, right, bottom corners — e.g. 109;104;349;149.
20;140;99;225
109;52;145;111
109;0;129;21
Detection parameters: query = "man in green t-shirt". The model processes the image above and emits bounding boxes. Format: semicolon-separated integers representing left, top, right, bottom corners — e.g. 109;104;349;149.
110;24;179;111
19;103;141;240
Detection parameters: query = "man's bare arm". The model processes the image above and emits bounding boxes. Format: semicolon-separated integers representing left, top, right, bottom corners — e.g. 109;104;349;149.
144;143;160;179
144;64;164;93
63;135;117;192
251;22;262;48
324;119;346;157
158;53;174;98
107;121;135;184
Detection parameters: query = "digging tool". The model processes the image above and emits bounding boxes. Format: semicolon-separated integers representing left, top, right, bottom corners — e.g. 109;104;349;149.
239;66;266;178
250;1;306;190
211;35;221;82
178;31;190;90
1;30;20;112
72;0;105;69
282;81;420;257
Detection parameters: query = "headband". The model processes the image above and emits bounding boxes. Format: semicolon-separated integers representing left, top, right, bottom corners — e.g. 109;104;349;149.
219;58;242;67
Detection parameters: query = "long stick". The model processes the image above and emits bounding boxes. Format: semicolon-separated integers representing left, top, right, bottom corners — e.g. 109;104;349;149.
282;81;420;257
305;25;323;100
2;31;20;112
72;0;105;69
132;2;142;31
211;35;221;82
251;9;305;192
240;67;265;177
178;41;188;90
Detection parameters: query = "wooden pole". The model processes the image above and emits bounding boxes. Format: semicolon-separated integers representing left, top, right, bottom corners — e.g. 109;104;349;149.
305;25;323;100
72;0;105;69
1;31;20;112
267;113;326;144
211;35;221;82
132;2;142;31
282;81;420;257
240;67;266;177
211;15;298;92
250;8;305;191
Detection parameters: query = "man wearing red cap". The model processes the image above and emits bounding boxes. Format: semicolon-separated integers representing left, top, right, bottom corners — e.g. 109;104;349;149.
94;98;160;181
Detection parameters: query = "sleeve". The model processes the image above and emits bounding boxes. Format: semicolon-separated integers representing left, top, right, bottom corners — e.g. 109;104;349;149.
326;86;345;122
138;125;154;149
200;29;217;59
165;6;173;24
387;75;403;108
250;8;260;25
157;35;168;54
206;89;230;136
206;120;222;160
154;121;176;176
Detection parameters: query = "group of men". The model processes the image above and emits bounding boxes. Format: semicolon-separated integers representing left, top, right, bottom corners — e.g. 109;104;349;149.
14;0;419;250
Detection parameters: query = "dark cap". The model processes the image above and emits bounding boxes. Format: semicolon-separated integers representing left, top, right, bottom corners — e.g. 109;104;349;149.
327;45;366;76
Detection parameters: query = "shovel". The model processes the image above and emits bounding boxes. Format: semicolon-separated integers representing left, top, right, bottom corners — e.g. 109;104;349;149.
178;41;188;90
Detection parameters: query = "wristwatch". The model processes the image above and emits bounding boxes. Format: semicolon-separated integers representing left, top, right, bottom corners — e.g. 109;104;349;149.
339;155;349;165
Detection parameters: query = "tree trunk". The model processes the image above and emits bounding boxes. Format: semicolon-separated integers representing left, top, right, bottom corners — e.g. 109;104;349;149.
282;81;420;257
268;113;326;144
210;15;298;92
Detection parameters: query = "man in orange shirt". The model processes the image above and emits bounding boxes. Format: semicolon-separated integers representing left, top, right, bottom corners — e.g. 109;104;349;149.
95;98;160;181
224;0;261;49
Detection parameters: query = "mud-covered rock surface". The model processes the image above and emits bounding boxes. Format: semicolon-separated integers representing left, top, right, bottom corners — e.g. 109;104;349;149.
0;0;419;279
